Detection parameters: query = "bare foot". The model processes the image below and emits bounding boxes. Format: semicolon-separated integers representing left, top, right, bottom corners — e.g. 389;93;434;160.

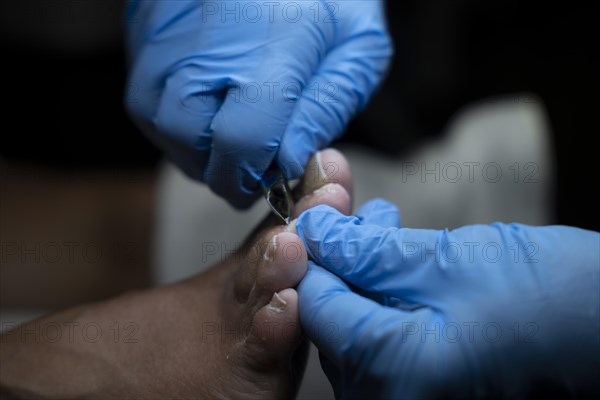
0;149;352;399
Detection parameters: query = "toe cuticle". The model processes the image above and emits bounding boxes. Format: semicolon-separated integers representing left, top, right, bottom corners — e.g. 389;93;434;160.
268;292;287;313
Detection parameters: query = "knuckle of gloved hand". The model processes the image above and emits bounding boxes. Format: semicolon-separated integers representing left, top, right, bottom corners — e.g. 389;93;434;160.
215;124;279;157
211;107;281;157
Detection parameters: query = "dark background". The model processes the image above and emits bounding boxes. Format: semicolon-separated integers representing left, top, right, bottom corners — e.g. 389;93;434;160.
1;0;598;231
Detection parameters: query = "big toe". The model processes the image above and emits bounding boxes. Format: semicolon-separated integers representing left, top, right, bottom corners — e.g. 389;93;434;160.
293;148;352;217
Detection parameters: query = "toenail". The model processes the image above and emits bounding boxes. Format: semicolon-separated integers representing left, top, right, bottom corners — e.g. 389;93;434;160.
315;151;327;180
268;292;287;313
263;235;277;262
313;183;337;196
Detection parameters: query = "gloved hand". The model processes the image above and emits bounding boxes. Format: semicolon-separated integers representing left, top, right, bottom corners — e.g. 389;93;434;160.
125;1;392;208
296;200;600;399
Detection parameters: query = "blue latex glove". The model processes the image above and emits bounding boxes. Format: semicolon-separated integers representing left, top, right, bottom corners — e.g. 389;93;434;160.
297;200;600;399
125;1;392;208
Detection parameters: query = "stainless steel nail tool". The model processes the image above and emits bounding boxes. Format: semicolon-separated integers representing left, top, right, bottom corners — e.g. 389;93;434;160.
261;165;293;225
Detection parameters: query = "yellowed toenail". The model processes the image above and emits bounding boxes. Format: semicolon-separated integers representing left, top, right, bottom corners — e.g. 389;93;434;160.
263;235;277;262
268;292;287;313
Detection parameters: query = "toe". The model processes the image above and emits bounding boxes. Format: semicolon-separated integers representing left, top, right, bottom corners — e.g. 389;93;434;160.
245;288;303;367
230;288;305;399
293;182;351;217
297;148;352;201
253;232;307;305
292;148;353;218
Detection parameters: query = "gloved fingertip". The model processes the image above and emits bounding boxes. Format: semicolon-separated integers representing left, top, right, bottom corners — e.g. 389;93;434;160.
296;205;359;262
296;204;346;237
355;198;401;228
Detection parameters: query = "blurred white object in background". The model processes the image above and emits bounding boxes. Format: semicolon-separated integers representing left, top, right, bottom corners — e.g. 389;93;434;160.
152;95;553;399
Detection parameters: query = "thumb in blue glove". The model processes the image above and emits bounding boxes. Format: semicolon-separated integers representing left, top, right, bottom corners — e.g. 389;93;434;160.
296;200;600;399
125;1;392;208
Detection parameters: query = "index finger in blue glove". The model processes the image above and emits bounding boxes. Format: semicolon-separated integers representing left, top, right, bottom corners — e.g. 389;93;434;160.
297;204;600;307
276;3;392;179
296;204;448;300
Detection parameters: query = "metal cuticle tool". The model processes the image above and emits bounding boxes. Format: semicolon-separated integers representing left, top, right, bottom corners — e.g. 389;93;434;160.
261;165;294;225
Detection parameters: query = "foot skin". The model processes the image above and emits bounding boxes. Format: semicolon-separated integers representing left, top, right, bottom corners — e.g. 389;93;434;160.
0;149;352;399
